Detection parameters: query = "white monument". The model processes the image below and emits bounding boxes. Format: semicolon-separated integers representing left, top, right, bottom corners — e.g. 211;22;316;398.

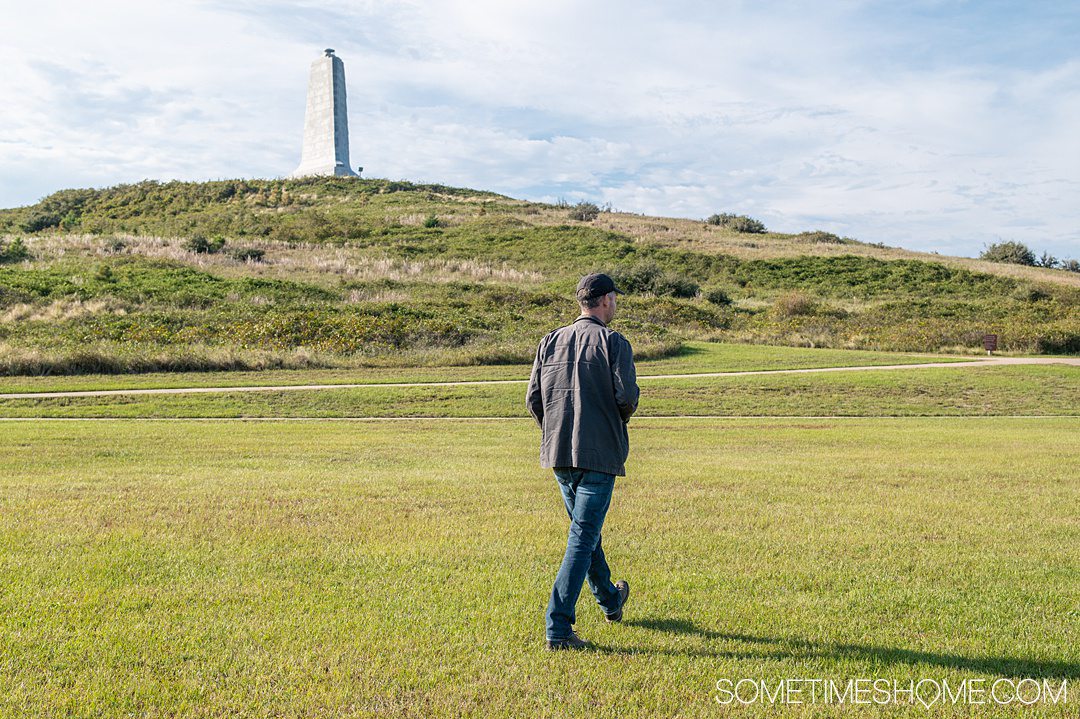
291;49;360;178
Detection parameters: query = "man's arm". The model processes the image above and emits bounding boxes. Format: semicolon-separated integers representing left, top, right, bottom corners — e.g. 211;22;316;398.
611;334;639;423
526;339;545;428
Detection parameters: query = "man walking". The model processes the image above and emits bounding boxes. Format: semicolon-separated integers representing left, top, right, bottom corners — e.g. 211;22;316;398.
526;273;640;651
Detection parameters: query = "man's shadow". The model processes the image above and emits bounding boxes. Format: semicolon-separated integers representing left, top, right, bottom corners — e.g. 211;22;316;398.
589;617;1079;680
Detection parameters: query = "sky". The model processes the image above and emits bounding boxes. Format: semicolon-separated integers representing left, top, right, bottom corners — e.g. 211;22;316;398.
1;0;1078;259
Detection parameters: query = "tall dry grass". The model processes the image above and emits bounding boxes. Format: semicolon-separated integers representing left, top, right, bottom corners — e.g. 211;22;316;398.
1;297;132;323
15;234;544;286
0;342;336;376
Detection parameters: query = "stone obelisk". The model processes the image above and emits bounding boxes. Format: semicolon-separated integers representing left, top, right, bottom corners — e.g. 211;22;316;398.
291;49;359;178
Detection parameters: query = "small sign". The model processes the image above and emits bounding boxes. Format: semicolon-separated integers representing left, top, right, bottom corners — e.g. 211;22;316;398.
983;334;998;354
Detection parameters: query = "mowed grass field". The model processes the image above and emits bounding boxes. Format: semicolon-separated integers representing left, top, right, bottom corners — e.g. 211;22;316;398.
1;342;1077;717
0;364;1076;418
0;341;969;394
0;417;1077;717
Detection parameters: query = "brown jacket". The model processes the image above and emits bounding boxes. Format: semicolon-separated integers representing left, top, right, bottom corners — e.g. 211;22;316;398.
525;315;639;476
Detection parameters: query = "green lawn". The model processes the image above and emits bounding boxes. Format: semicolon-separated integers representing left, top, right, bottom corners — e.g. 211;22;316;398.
0;340;970;394
1;364;1075;418
1;417;1076;717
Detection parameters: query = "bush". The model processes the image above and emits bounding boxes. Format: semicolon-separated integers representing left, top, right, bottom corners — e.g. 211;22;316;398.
796;230;846;244
1037;251;1058;269
772;291;819;317
423;214;441;228
666;275;700;299
1062;259;1080;273
568;202;600;221
609;261;699;298
59;211;80;231
980;241;1036;266
0;237;31;264
185;235;226;254
20;209;62;233
230;247;265;263
14;188;95;234
1035;332;1080;354
706;213;767;234
1012;286;1051;302
703;286;733;306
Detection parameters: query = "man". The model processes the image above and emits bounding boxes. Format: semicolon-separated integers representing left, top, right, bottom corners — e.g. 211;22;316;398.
526;272;640;651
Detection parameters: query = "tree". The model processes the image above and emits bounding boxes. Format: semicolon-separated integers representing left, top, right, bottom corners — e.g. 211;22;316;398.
0;237;31;263
979;241;1036;266
567;202;600;221
706;213;766;234
185;235;227;254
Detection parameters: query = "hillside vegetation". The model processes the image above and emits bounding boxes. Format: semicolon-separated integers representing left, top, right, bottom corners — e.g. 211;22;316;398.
1;177;1077;375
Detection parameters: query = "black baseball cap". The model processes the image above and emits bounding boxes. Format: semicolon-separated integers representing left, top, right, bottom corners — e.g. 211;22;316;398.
576;273;625;300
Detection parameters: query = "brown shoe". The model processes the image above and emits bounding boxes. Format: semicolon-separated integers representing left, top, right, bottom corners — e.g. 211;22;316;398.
545;631;590;651
605;580;630;623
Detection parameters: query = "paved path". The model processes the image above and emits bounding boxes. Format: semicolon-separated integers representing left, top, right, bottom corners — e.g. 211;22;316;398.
1;356;1075;400
0;415;1074;421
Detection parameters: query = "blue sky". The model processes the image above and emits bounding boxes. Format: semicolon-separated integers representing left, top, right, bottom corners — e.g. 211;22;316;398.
1;0;1078;259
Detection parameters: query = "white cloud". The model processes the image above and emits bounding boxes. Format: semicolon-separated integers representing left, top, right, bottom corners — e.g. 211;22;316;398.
1;0;1078;259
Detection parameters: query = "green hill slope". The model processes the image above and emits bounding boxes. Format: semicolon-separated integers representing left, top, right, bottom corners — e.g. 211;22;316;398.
0;177;1077;375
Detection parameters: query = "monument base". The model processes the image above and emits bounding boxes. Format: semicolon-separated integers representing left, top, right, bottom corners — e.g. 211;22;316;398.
290;162;360;179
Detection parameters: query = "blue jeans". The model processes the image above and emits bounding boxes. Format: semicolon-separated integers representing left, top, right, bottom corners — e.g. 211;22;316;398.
546;467;622;641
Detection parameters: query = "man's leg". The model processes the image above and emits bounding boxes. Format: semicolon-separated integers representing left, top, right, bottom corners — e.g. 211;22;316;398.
553;469;620;615
546;468;616;641
584;534;621;616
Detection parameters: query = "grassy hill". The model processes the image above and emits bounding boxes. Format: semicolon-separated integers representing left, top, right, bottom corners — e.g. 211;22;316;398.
1;177;1078;375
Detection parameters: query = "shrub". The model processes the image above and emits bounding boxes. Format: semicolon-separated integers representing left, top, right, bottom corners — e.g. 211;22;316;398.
568;202;600;221
980;241;1036;266
20;209;62;233
0;237;31;264
1035;332;1080;354
796;230;845;244
772;291;819;317
1012;286;1051;302
609;261;699;298
703;286;733;306
665;275;700;299
732;255;1017;300
706;213;767;234
59;211;80;231
1062;259;1080;273
1037;251;1058;269
231;247;265;263
423;214;441;228
106;239;127;253
185;234;226;254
